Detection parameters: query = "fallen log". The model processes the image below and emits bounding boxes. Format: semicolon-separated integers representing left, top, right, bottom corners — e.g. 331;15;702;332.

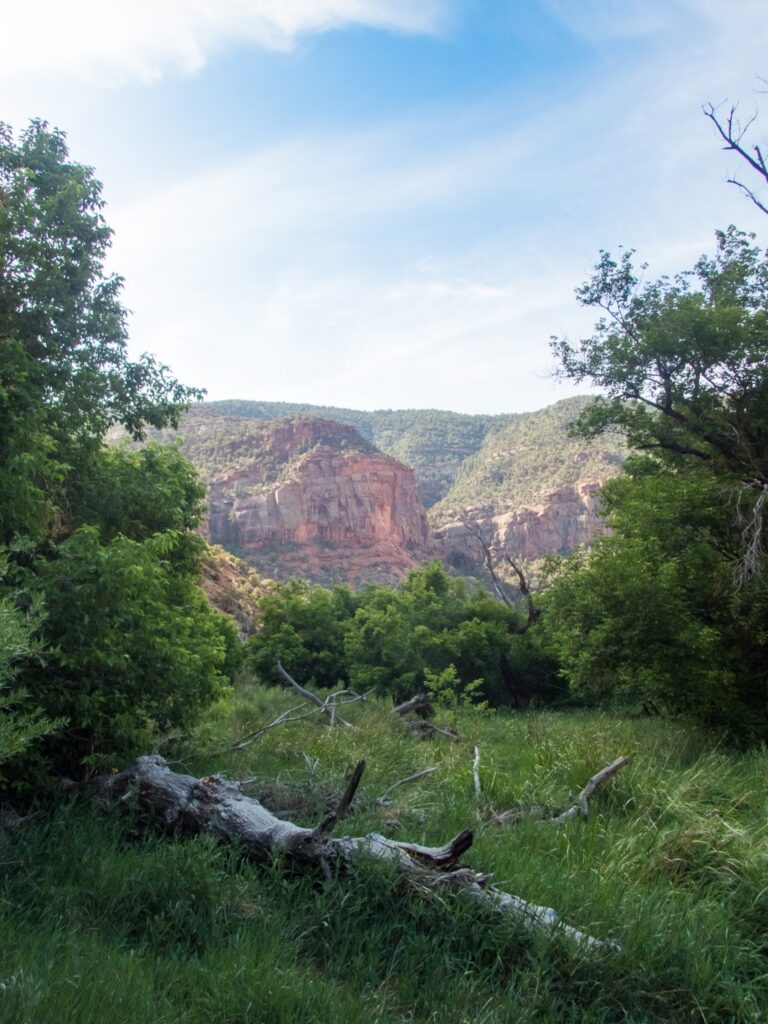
393;694;435;720
402;719;460;741
100;755;620;952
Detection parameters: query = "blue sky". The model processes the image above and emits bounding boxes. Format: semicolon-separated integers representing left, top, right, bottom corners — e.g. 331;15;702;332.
3;0;767;414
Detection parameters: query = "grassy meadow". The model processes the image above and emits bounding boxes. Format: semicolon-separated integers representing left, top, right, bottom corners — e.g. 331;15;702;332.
2;687;767;1024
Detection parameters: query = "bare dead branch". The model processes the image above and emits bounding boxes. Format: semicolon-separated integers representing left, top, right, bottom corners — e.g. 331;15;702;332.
460;516;539;633
494;756;630;826
99;756;620;952
704;101;768;215
276;660;354;727
314;759;366;835
550;756;631;824
473;746;482;801
402;720;460;741
393;694;435;719
376;766;438;807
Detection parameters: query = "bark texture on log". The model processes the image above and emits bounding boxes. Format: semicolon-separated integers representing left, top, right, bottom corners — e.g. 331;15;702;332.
100;756;619;952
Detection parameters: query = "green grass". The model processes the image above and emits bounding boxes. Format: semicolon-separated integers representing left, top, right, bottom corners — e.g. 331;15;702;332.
2;690;767;1023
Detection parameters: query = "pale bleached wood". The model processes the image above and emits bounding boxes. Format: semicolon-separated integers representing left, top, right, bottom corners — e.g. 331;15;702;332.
376;767;438;807
100;756;620;952
494;756;630;826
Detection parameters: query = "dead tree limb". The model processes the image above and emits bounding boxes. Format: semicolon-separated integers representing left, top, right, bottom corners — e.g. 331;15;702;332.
494;756;630;826
99;756;620;952
314;760;366;835
402;720;460;741
473;746;482;801
393;695;435;719
461;517;538;634
376;767;438;807
704;100;768;216
276;661;355;727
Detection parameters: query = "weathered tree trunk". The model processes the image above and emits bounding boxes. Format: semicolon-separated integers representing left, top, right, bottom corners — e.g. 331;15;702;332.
100;755;619;952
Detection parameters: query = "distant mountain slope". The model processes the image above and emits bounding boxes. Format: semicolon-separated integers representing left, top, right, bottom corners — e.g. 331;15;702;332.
430;396;625;525
143;396;625;584
201;400;515;508
175;416;433;586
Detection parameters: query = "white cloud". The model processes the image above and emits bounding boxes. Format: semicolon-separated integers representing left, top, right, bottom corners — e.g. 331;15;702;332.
0;0;448;86
103;7;768;416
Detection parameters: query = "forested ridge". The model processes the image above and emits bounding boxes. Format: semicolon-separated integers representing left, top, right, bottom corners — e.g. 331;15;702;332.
151;393;625;518
2;111;768;1024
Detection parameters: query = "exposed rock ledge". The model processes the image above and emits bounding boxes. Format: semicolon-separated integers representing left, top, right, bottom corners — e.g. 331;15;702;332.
201;419;434;586
432;481;607;570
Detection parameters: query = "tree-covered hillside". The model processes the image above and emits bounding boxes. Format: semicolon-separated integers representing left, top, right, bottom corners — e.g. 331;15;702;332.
168;397;618;516
198;400;517;507
430;396;626;523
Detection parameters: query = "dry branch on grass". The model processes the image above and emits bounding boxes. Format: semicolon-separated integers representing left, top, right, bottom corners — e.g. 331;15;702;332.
493;756;630;826
99;755;621;952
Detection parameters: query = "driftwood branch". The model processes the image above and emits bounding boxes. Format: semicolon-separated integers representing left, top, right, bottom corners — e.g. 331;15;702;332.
495;756;630;826
376;766;438;807
100;756;619;952
276;660;355;727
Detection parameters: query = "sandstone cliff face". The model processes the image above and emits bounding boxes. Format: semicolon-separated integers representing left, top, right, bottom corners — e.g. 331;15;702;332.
432;481;607;571
200;419;434;586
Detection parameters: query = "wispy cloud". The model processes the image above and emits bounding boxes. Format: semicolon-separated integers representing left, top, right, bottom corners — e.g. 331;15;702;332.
0;0;449;86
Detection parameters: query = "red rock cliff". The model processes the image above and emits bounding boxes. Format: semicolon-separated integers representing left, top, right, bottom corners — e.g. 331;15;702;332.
432;481;607;570
200;419;434;585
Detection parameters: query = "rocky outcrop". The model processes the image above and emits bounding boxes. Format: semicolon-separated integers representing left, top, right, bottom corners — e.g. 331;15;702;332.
433;481;607;571
199;419;434;586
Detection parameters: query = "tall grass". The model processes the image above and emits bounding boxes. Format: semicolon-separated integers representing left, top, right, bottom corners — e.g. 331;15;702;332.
2;687;766;1023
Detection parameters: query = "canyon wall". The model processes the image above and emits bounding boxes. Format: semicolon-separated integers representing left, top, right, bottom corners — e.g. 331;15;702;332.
199;419;434;586
432;481;608;571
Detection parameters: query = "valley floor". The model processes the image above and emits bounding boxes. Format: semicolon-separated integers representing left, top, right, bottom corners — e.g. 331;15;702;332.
2;693;767;1023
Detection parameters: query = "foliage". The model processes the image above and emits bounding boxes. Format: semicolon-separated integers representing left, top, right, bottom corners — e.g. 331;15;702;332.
244;579;361;690
64;442;205;542
0;574;59;774
0;120;202;547
0;121;231;782
18;528;236;775
549;229;768;740
244;561;560;708
552;228;768;495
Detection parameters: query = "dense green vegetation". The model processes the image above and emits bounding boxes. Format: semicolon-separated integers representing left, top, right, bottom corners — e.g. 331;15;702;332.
2;696;767;1023
431;395;625;522
244;561;560;708
0;121;236;784
546;228;768;742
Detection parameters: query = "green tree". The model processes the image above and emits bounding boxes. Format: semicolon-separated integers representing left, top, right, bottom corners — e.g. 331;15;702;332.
549;230;768;740
243;580;360;690
0;120;201;547
0;575;59;776
552;226;768;584
23;528;235;775
0;121;233;782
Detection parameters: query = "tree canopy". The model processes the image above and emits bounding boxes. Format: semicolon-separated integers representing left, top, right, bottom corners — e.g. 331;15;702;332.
548;228;768;740
0;122;233;785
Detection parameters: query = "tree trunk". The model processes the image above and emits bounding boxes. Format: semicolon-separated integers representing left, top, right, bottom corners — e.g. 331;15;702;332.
99;755;620;952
